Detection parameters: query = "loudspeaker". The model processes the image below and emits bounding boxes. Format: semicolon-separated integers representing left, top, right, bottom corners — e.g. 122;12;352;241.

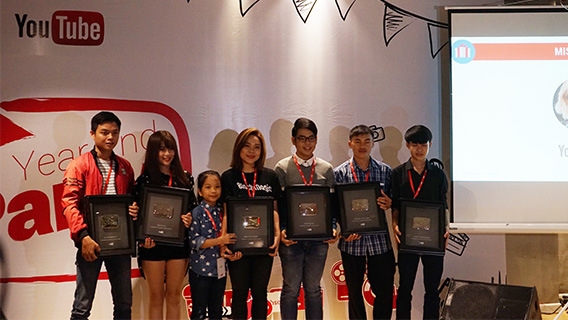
440;279;542;320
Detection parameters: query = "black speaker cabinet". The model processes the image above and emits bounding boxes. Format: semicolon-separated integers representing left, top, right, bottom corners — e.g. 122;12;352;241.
440;279;542;320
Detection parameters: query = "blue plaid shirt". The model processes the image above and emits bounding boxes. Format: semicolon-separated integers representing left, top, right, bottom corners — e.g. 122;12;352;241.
334;157;393;256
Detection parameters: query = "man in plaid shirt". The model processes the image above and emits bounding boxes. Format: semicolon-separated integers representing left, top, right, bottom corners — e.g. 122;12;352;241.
334;124;396;320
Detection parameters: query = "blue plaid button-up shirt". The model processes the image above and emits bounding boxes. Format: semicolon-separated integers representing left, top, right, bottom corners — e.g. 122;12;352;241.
334;157;393;256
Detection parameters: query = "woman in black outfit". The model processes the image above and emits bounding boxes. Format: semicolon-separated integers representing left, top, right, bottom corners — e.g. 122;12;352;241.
220;128;281;320
133;130;197;319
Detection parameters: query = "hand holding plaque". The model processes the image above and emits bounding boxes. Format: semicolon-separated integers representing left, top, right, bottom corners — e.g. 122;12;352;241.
84;195;136;257
398;199;445;256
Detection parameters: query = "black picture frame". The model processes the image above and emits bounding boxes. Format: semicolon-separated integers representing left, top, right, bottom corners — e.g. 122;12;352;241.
138;185;190;246
285;185;333;241
399;199;446;256
84;195;135;257
226;197;274;255
336;182;387;236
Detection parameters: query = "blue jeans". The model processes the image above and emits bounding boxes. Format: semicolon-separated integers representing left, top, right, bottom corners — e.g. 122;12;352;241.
396;252;444;320
189;271;226;320
70;250;132;320
279;241;328;320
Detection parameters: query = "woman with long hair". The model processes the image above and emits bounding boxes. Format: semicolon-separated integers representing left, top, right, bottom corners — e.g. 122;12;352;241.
220;128;281;320
133;130;197;319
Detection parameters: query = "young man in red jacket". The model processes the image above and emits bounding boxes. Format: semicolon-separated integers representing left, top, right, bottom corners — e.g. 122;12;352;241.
62;111;139;320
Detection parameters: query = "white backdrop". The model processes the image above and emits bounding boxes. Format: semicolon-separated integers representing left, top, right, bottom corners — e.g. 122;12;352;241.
0;1;505;319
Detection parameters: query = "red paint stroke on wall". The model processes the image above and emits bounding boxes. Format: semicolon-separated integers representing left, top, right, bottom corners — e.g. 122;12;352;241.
0;98;192;170
0;114;34;147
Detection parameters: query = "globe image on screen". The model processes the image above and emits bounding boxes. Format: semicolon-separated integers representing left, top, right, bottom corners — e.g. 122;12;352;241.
553;80;568;128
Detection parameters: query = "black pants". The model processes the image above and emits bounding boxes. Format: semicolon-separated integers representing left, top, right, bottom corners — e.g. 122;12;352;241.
228;255;274;320
189;271;226;320
341;250;396;320
396;252;444;320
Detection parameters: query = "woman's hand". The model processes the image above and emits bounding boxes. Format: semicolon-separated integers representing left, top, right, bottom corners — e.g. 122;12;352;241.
139;237;156;249
221;246;242;261
269;236;280;257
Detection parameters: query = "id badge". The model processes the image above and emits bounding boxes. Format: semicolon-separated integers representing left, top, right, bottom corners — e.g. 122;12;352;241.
217;257;226;279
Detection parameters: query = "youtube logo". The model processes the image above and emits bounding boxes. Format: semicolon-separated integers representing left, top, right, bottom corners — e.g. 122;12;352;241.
15;10;104;46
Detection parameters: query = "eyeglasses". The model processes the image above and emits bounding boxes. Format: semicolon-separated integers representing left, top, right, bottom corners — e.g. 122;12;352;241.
295;135;316;143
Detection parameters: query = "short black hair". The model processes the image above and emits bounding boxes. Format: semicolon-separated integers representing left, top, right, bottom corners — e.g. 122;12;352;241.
349;125;373;140
404;125;432;144
91;111;121;132
292;118;318;137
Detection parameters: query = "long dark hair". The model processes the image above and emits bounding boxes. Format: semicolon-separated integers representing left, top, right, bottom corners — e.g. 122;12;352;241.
143;130;190;187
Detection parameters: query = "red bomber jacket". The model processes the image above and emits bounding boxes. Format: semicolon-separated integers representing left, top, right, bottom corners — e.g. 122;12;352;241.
61;148;135;246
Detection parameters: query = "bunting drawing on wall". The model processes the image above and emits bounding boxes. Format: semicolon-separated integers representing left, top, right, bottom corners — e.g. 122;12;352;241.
335;0;358;21
381;1;448;58
294;0;318;23
240;0;261;17
191;0;449;58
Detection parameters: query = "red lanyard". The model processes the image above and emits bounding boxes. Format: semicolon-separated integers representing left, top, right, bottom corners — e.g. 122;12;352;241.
241;170;257;198
350;159;370;183
293;155;316;186
204;207;221;237
408;169;427;199
102;160;113;194
167;173;173;187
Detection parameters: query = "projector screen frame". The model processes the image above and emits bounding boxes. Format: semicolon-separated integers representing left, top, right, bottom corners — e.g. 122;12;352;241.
446;5;568;233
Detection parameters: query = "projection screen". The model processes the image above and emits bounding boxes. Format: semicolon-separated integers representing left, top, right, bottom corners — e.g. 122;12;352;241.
448;6;568;232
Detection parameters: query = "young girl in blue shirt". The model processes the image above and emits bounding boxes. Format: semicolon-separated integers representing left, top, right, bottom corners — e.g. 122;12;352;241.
188;170;237;320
